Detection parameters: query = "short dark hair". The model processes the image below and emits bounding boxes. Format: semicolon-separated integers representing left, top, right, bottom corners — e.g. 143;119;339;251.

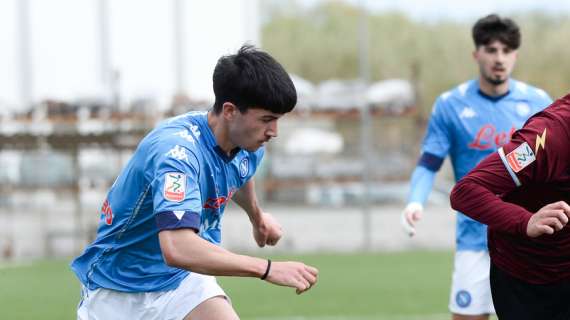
472;14;520;49
212;44;297;114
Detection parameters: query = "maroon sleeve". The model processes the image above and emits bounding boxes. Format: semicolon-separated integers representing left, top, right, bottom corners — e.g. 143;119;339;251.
451;97;570;236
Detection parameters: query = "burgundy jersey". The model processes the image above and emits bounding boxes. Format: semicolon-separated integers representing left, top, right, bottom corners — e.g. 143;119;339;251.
451;94;570;284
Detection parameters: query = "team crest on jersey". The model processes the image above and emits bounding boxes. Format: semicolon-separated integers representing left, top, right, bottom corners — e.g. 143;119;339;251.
239;157;249;178
515;103;530;117
164;172;186;202
455;290;472;308
506;142;536;173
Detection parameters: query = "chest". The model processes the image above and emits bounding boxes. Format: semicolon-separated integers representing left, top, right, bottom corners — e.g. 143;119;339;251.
198;153;248;213
451;100;534;151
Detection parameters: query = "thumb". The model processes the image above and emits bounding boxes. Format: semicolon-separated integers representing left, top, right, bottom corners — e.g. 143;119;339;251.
255;229;268;247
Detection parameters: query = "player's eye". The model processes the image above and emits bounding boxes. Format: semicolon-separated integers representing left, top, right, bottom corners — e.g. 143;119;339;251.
260;117;276;123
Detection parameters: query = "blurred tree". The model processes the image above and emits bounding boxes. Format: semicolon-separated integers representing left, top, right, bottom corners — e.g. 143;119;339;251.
262;2;570;119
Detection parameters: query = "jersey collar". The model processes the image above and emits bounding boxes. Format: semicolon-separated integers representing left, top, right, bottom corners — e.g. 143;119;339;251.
198;112;242;162
475;78;513;102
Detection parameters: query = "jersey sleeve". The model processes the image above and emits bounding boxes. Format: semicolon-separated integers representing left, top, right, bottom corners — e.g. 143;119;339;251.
421;96;452;159
406;165;437;205
498;111;570;187
152;141;203;232
532;88;553;110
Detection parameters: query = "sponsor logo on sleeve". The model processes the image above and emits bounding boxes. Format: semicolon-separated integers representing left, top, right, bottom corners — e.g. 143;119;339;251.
535;128;547;154
165;145;189;162
239;157;249;178
189;124;201;138
173;130;195;144
164;172;186;202
506;142;536;173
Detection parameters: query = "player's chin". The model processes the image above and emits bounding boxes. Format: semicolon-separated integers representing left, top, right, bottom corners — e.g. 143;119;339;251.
488;75;507;86
243;141;266;152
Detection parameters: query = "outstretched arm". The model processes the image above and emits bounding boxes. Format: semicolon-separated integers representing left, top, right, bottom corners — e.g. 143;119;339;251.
159;228;318;294
402;94;450;236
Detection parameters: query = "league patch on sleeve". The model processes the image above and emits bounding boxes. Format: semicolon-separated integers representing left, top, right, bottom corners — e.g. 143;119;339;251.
506;142;536;173
163;172;186;202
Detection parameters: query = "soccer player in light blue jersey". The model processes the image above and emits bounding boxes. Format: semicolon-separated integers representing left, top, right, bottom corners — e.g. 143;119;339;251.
400;14;552;320
72;45;318;320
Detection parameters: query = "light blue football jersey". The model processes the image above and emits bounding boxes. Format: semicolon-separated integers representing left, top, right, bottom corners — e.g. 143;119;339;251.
422;79;551;251
71;111;264;292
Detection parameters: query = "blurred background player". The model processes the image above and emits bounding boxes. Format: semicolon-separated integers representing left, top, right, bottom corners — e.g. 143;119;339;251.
71;45;318;320
451;93;570;320
400;14;552;320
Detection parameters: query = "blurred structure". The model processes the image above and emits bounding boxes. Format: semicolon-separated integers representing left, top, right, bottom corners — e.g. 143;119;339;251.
0;0;423;260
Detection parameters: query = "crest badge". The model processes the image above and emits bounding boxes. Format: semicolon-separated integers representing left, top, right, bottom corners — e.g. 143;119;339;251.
164;172;186;202
506;142;536;173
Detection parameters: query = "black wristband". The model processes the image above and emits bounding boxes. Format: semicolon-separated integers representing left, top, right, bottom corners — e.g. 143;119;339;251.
260;259;272;280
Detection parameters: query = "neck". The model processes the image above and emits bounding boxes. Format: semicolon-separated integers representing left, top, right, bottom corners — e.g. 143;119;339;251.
478;77;510;97
207;111;235;155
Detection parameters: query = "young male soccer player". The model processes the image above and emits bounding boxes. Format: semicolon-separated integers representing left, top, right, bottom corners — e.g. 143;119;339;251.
71;45;318;320
400;14;551;320
451;94;570;320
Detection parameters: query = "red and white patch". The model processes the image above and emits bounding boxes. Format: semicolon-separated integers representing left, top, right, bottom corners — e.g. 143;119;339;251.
164;172;186;202
101;199;113;225
506;142;536;173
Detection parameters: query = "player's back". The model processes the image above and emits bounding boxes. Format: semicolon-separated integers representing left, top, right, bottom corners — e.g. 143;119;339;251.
70;112;213;292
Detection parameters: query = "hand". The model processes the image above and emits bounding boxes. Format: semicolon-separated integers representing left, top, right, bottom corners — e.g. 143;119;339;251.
265;261;318;294
253;212;283;247
527;201;570;238
401;202;423;237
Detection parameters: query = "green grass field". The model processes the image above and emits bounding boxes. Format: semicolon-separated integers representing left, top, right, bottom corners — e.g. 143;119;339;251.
0;251;456;320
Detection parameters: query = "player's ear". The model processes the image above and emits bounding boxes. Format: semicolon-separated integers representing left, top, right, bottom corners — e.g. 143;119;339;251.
221;102;238;120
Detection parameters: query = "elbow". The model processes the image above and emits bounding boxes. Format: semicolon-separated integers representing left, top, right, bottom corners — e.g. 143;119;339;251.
449;180;467;212
162;244;182;268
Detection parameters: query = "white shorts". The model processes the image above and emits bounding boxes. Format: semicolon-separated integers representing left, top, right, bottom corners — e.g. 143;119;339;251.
448;250;495;315
77;272;229;320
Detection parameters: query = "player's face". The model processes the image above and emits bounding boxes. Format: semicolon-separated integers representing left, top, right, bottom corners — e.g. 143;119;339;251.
473;40;518;86
230;107;282;152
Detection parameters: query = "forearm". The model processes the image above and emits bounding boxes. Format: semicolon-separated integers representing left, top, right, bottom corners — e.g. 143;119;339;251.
451;174;532;236
159;229;267;277
407;166;436;205
232;179;262;224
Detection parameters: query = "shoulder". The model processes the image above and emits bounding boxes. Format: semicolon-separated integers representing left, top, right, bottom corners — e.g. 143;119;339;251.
156;112;208;152
543;94;570;124
432;80;475;115
510;79;552;104
150;115;208;169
